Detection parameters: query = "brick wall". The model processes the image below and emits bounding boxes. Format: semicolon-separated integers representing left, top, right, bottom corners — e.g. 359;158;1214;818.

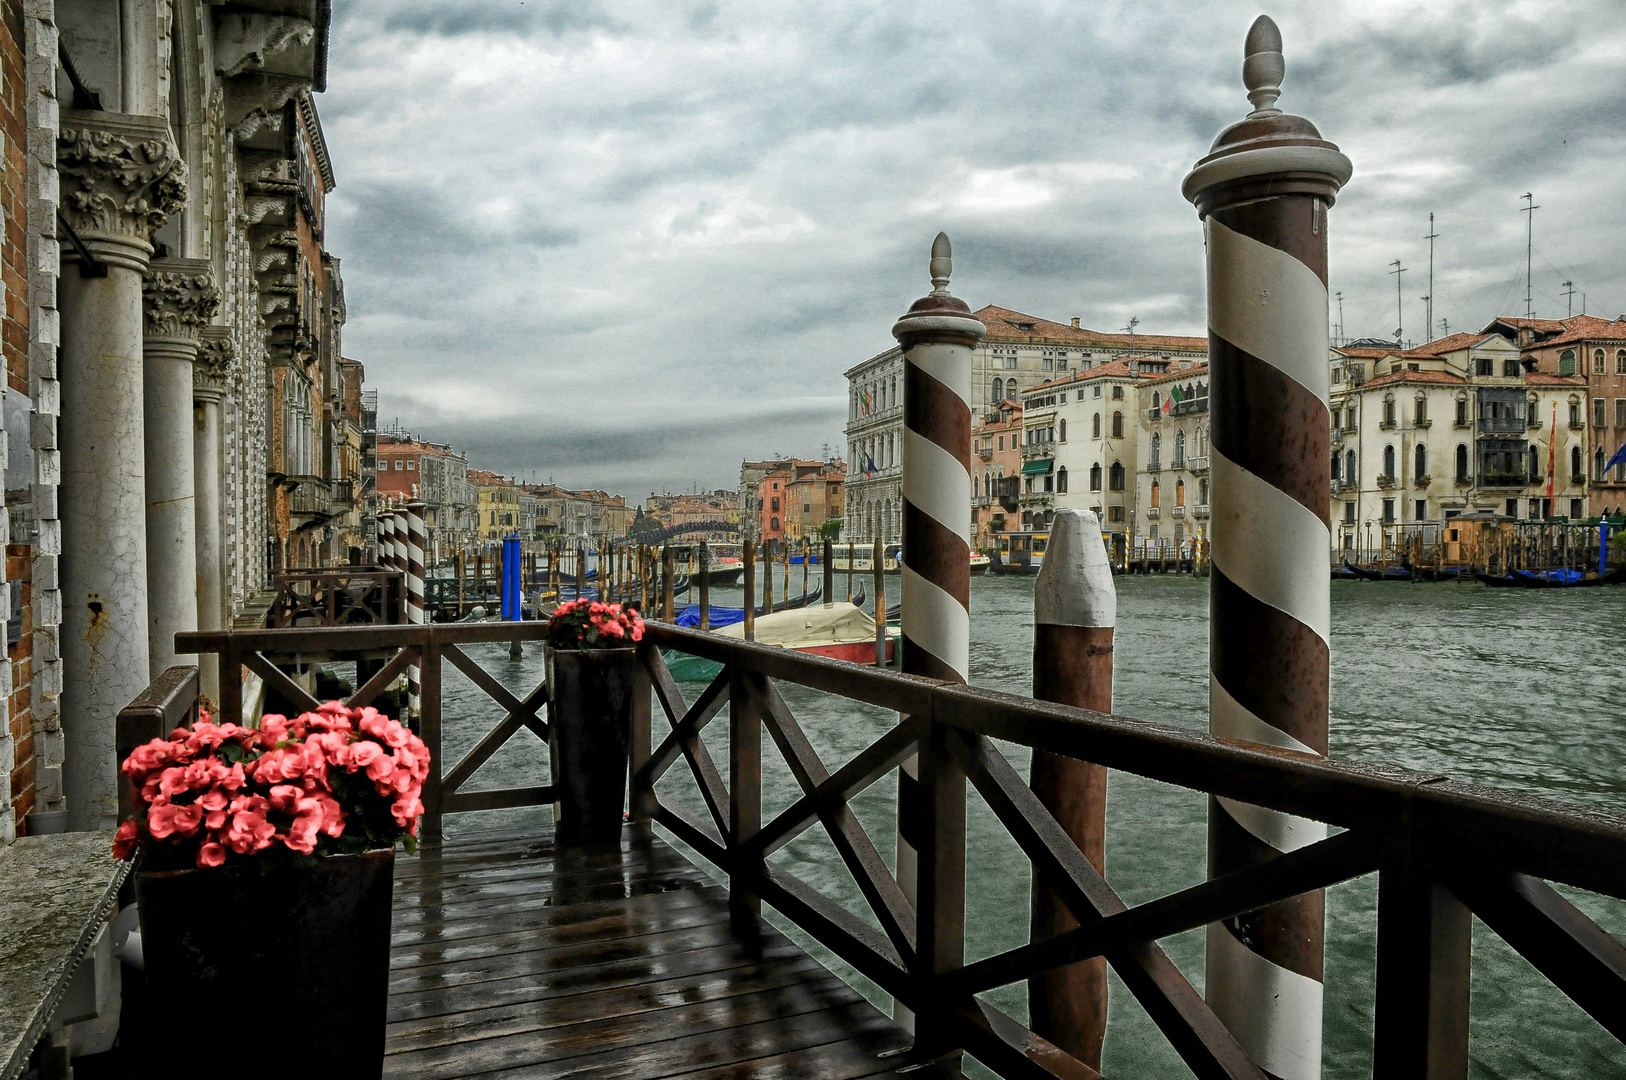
0;0;24;841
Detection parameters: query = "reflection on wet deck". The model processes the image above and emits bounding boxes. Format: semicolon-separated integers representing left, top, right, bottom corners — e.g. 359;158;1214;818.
386;825;958;1079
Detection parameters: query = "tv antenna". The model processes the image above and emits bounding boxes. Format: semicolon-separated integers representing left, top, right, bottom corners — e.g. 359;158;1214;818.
1562;280;1577;317
1423;214;1438;342
1334;291;1344;346
1521;193;1539;319
1389;260;1406;345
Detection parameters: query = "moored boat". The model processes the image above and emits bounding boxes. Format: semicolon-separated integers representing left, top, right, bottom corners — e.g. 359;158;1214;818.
969;552;991;576
665;602;898;681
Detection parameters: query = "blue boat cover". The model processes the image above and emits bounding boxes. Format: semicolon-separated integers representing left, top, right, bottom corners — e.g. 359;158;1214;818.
676;604;746;629
1513;568;1584;584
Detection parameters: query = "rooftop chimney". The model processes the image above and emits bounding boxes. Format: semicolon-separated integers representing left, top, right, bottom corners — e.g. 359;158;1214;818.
1070;317;1080;329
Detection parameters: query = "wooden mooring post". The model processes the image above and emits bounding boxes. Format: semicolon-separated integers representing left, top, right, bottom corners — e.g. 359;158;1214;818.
891;232;984;1046
742;538;756;641
763;539;774;613
872;537;885;667
1028;509;1114;1069
661;544;674;622
1183;16;1349;1076
698;540;711;630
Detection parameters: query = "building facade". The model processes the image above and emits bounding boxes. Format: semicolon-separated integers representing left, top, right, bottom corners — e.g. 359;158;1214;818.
971;401;1022;548
1330;333;1589;557
750;460;844;545
1136;364;1212;550
842;349;903;546
376;435;476;563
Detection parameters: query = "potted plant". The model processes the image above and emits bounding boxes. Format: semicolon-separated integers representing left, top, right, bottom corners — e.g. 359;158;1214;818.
113;702;428;1079
543;599;645;845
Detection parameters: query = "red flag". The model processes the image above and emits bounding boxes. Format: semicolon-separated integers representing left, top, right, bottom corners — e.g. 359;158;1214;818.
1546;401;1557;505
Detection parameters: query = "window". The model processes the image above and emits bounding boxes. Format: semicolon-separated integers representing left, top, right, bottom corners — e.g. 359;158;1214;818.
1330;407;1340;429
1056;467;1068;493
1505;359;1524;377
1344;501;1356;524
1507;498;1520;517
1595;349;1607;374
1617;350;1626;375
1174;430;1186;468
1111;412;1124;439
1006;356;1017;370
1572;445;1583;482
1617;399;1626;428
1528;445;1540;482
997;436;1004;451
1092;414;1101;438
1571;497;1584;518
1112;386;1124;400
1383;396;1396;426
1152;391;1162;412
1346;450;1357;484
1109;462;1125;491
802;503;811;514
771;517;779;530
489;511;496;525
1571;401;1582;427
1093;386;1102;398
1151;433;1162;469
406;460;416;471
991;378;1005;402
1414;396;1427;424
394;460;403;470
1043;474;1054;493
1596;398;1608;428
771;497;779;511
1597;448;1607;481
1331;452;1341;481
1175;479;1186;507
1108;506;1124;523
1560;349;1578;376
1415;499;1427;521
1476;356;1493;376
1089;464;1102;491
1059;419;1067;442
1414;444;1427;479
1151;480;1161;508
1455;399;1468;426
1382;445;1395;478
1199;478;1208;504
1382;498;1395;523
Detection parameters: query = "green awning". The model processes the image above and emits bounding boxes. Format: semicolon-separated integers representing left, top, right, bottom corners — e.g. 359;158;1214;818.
1021;458;1054;475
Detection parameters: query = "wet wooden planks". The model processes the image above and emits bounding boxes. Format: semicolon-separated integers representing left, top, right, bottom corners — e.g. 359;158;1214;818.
386;825;958;1080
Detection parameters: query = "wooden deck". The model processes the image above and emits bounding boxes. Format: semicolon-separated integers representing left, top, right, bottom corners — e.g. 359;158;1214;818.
386;825;959;1080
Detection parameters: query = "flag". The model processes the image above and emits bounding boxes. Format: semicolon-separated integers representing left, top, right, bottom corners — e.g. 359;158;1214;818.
861;388;872;415
1546;401;1556;503
1607;442;1626;474
864;451;878;479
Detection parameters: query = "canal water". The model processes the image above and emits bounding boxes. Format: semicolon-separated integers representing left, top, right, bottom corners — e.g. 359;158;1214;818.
433;574;1626;1079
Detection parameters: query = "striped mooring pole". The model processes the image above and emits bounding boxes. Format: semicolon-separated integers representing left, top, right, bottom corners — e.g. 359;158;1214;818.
891;232;985;1036
1183;17;1350;1080
406;501;427;717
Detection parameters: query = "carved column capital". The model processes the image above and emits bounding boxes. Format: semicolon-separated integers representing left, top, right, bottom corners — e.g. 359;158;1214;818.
58;111;188;272
195;327;236;399
144;258;220;342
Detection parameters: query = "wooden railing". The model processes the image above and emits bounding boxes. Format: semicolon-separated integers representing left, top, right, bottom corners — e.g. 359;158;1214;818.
158;618;1626;1078
267;569;405;628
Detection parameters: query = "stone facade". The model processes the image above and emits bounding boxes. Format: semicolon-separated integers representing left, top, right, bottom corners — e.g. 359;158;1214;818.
970;401;1021;549
377;435;476;562
2;1;362;838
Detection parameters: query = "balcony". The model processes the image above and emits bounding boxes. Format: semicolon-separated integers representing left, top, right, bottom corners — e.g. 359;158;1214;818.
978;447;993;461
1020;442;1054;460
1478;416;1526;434
1379;419;1397;431
1170;398;1209;417
1146;507;1160;519
1193;504;1211;519
1570;420;1586;431
1528;417;1544;431
1147;461;1162;473
1148;408;1163;422
1171;457;1187;472
289;475;333;519
1172;506;1186;519
1478;472;1527;490
1332;479;1357;494
1187;455;1209;474
1414;419;1433;429
1414;474;1432;488
1376;474;1396;489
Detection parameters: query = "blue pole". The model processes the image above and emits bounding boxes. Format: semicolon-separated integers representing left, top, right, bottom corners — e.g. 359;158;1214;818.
499;537;509;620
506;535;520;619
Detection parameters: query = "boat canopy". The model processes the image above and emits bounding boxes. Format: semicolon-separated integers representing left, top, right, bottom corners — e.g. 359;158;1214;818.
717;603;877;649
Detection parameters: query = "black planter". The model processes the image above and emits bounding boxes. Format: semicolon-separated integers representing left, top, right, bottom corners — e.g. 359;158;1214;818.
134;849;394;1079
547;646;635;845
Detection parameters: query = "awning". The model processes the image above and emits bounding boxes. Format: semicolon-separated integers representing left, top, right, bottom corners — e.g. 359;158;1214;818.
1021;458;1054;475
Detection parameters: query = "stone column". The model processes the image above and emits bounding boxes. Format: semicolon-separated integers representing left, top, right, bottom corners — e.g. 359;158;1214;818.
143;260;219;680
194;330;235;703
57;112;187;831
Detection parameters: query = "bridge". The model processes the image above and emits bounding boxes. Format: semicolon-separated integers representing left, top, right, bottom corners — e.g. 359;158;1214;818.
621;519;743;546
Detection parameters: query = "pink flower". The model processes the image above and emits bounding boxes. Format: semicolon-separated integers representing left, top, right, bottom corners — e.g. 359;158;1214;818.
601;619;625;638
197;842;226;868
112;820;139;860
147;804;182;839
365;752;396;784
348;741;384;770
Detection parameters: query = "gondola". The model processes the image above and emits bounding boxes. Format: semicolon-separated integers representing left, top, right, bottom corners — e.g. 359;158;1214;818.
1474;566;1625;589
1348;563;1412;582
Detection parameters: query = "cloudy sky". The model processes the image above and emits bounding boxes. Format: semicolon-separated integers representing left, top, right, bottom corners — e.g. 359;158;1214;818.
322;0;1626;501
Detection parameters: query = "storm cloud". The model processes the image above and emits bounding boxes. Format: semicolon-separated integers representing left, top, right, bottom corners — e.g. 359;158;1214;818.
323;0;1626;499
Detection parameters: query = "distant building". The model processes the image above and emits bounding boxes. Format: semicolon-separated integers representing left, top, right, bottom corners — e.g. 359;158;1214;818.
971;401;1023;548
739;459;799;542
750;460;845;545
1136;363;1212;550
1330;332;1588;554
377;436;477;562
1494;314;1626;516
471;470;532;544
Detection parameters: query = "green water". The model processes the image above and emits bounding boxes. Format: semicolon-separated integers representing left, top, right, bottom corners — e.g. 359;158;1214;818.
434;575;1626;1078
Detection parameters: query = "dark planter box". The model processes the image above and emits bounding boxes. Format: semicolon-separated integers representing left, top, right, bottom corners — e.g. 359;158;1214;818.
134;849;394;1078
547;646;634;845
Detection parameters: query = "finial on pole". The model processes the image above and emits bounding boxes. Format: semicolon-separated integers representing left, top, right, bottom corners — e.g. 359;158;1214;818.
929;232;952;294
1243;15;1284;117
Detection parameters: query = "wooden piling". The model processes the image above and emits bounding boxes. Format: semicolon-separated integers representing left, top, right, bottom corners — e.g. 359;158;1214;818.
783;538;792;605
743;539;756;641
822;538;834;607
872;537;886;667
846;542;854;602
661;545;674;622
763;539;774;613
1028;509;1113;1070
801;538;810;600
699;541;711;630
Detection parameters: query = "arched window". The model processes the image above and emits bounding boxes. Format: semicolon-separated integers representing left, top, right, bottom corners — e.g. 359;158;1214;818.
1617;350;1626;375
1174;430;1186;467
1383;445;1395;478
1346;449;1357;484
1089;464;1102;491
1152;391;1161;412
1059;419;1067;442
1456;444;1469;480
1560;349;1578;376
1597;447;1607;481
489;510;496;525
1594;349;1607;374
1414;444;1427;479
1112;412;1124;439
992;378;1004;402
1056;467;1069;493
1175;478;1186;507
1572;444;1584;481
1331;452;1341;481
1528;445;1540;482
1092;413;1102;439
1151;433;1162;468
1197;426;1206;456
1151;480;1161;508
771;516;779;531
1109;462;1125;491
1414;394;1427;425
1199;478;1209;504
1383;395;1396;426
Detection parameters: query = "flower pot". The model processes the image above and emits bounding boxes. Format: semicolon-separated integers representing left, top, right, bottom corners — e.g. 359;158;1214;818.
546;646;635;845
134;849;394;1079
